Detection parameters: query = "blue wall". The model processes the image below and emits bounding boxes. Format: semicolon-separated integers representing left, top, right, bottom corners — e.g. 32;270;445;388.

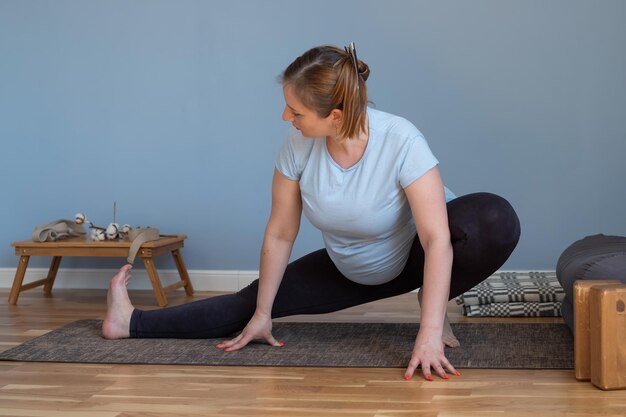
2;0;625;272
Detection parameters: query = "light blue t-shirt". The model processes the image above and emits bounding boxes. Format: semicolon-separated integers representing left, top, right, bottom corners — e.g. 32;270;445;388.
276;108;455;285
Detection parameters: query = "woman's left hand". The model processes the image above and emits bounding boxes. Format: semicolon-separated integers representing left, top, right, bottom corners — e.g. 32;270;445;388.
404;328;459;381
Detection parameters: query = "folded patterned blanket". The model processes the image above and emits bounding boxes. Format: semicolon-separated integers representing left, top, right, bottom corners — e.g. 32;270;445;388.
456;272;564;317
461;301;563;317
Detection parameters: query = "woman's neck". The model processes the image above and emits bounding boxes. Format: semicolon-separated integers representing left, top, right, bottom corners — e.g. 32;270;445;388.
326;123;369;169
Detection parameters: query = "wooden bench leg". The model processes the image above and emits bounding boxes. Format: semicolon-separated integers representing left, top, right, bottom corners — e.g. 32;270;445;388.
142;257;168;307
172;249;194;296
9;255;30;305
43;256;62;294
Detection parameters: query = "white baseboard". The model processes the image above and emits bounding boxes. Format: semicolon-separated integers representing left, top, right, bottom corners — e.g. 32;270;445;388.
0;267;259;292
0;268;556;293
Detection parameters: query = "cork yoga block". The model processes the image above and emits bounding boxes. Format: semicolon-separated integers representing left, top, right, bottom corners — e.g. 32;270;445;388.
589;284;626;390
573;280;622;381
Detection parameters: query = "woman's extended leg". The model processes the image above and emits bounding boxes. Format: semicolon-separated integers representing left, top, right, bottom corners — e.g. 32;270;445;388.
106;249;369;339
103;192;520;340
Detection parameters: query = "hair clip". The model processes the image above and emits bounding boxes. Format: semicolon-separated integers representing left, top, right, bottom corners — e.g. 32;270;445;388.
344;42;360;89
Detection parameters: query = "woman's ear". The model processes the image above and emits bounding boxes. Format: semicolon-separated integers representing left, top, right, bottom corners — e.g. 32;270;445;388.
329;108;343;125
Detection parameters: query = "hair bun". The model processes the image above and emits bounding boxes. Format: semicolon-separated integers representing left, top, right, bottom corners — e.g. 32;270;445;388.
358;61;370;82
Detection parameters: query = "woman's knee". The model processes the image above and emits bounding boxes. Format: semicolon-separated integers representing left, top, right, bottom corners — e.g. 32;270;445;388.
448;192;521;249
478;192;520;248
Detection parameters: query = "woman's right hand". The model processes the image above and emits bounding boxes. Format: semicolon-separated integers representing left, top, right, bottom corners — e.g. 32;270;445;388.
215;311;284;352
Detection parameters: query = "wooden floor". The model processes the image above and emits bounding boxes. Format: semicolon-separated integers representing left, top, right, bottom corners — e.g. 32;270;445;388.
1;287;624;417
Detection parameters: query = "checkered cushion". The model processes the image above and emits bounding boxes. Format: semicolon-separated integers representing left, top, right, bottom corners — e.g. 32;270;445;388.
456;272;565;317
461;301;563;317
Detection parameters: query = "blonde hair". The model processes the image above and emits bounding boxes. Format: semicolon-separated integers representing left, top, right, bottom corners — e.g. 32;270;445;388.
280;44;370;140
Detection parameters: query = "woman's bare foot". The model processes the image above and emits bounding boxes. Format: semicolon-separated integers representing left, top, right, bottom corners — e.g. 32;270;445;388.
102;264;134;339
417;288;461;348
441;313;460;348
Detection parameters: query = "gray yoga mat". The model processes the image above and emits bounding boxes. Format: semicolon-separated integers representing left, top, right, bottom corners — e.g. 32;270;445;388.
0;320;573;369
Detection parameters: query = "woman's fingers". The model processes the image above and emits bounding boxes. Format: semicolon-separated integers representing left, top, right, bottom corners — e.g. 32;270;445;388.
223;334;252;352
215;334;243;350
404;356;420;380
407;333;461;381
264;334;285;347
215;333;284;352
405;357;460;381
214;333;252;352
426;356;452;379
430;363;449;380
439;357;461;378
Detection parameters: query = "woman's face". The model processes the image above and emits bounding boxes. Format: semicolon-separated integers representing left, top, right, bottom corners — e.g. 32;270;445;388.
282;84;335;138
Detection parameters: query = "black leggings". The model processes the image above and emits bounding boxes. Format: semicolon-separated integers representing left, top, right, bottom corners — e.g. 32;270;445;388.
130;192;521;338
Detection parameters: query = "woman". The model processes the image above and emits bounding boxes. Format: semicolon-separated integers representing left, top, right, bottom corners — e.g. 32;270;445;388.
103;43;520;381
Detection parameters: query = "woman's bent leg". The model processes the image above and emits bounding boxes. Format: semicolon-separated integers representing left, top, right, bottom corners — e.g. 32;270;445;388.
361;192;521;301
446;192;521;298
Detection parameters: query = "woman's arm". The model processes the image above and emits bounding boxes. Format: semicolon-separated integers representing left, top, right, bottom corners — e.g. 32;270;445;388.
255;169;302;316
402;166;458;380
219;169;302;351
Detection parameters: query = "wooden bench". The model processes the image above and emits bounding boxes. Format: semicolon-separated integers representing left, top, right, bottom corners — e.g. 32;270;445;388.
9;235;194;307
